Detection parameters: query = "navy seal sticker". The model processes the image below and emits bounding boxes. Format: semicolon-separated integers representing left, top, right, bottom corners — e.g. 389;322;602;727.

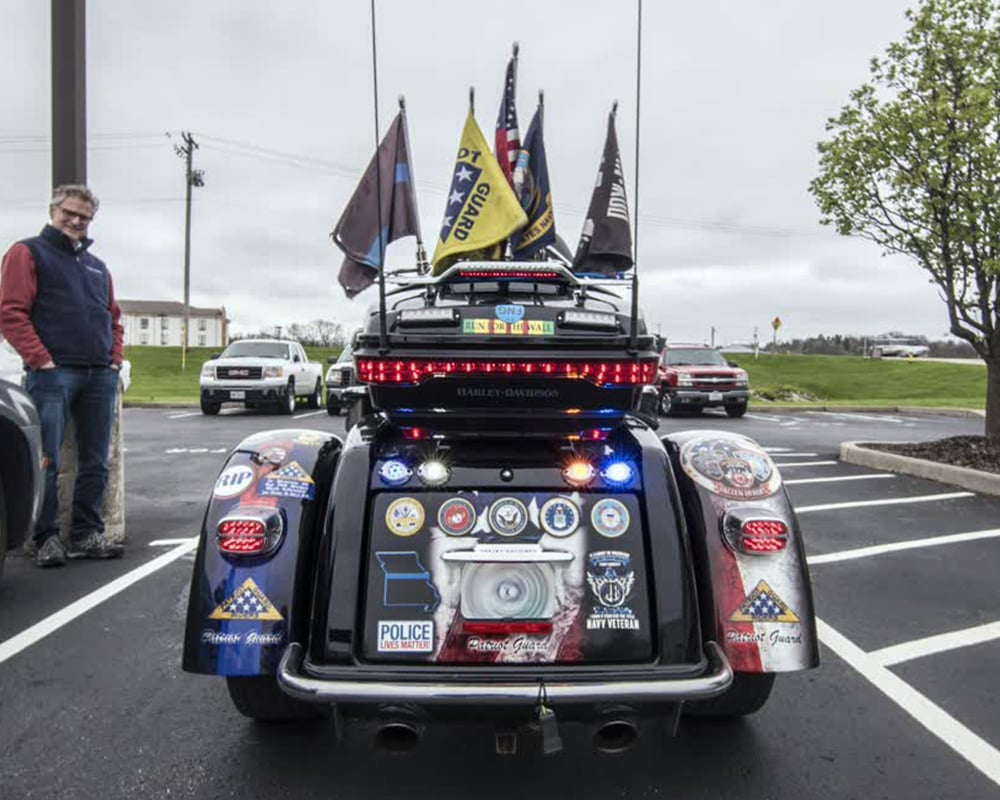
437;497;477;536
258;461;315;500
213;465;256;499
385;498;425;537
487;497;528;537
680;436;781;500
729;580;800;624
590;498;630;538
585;551;639;631
208;578;283;621
540;497;580;537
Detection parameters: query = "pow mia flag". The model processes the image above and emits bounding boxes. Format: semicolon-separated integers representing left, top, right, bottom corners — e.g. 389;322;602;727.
572;109;633;276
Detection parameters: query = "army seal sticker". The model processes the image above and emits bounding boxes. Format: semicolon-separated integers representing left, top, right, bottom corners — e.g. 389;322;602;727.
680;435;781;500
540;497;580;537
437;497;477;536
487;497;528;537
385;497;425;537
590;498;630;538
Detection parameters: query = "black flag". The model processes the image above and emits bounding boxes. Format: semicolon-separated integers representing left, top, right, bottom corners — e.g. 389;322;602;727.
572;111;633;276
332;112;421;298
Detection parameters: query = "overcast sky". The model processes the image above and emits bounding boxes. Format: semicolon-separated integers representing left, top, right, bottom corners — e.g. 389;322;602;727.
0;0;953;344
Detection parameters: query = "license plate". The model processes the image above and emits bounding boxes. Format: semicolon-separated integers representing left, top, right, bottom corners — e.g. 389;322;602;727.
229;390;246;400
708;391;723;402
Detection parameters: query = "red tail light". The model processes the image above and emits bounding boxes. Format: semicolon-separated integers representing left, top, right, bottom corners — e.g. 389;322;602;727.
463;621;553;635
355;358;657;387
739;519;789;553
217;508;284;557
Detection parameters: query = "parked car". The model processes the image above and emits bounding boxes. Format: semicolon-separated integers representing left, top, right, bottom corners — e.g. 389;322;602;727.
0;380;44;585
199;339;324;415
657;342;750;417
869;333;930;359
325;345;364;416
0;336;131;392
182;261;817;752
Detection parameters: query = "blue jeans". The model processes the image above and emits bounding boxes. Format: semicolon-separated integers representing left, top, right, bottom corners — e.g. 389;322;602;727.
25;366;119;545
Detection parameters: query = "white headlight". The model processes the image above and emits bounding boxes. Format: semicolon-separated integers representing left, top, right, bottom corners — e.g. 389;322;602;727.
200;365;214;378
263;366;284;378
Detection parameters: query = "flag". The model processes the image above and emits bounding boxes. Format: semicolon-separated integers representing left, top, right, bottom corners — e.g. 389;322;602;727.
510;107;556;259
332;112;420;298
431;111;528;273
494;54;520;187
572;111;633;276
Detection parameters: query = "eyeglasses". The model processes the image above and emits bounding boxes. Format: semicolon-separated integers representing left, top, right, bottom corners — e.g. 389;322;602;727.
55;206;93;223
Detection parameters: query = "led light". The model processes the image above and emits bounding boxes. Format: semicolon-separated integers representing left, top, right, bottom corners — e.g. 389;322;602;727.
463;621;553;635
559;310;619;331
601;461;635;486
378;459;413;486
740;519;789;552
200;365;214;378
262;365;284;378
355;357;658;387
216;509;283;557
398;308;459;326
418;459;450;486
401;427;429;441
562;460;596;487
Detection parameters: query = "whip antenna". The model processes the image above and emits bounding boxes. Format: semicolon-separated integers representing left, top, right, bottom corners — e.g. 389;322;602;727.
629;0;642;351
369;0;388;351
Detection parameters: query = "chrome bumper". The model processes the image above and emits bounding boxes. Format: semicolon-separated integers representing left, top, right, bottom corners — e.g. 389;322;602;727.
277;642;733;705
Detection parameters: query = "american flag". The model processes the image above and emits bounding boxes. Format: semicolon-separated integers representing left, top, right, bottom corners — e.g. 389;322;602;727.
494;54;520;187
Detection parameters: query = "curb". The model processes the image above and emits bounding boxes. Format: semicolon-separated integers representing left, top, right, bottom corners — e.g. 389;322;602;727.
751;405;984;418
840;441;1000;497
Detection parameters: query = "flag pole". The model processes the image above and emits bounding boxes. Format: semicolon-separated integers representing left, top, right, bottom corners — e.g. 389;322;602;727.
628;0;643;352
469;86;475;114
399;95;429;274
369;0;388;351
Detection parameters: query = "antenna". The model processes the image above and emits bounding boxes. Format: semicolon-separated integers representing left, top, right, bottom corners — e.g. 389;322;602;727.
369;0;387;352
629;0;642;351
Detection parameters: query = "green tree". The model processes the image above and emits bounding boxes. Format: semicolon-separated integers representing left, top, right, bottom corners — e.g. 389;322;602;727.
810;0;1000;440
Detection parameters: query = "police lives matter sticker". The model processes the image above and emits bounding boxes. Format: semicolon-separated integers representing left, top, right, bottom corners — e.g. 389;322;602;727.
377;620;434;653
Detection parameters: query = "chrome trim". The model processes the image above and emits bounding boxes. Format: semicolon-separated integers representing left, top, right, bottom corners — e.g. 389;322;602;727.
277;642;733;705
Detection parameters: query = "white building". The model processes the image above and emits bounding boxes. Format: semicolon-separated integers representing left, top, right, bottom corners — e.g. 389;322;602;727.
119;300;228;348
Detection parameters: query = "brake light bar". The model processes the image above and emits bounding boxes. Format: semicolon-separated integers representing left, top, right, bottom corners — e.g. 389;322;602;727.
355;358;657;386
455;268;563;280
739;519;789;552
463;621;554;635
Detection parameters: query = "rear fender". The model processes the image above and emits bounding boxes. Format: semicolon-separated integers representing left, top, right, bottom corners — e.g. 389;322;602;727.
182;428;342;676
663;430;819;674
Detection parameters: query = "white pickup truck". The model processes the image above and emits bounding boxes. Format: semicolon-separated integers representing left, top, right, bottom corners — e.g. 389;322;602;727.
199;339;324;415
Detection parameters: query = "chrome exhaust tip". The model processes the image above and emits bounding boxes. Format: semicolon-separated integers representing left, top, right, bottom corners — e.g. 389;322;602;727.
593;720;639;754
374;721;421;752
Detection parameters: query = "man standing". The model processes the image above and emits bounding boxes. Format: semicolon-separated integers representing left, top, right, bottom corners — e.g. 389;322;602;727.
0;184;125;567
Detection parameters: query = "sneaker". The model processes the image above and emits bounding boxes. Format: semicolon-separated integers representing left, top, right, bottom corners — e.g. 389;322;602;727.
34;537;67;568
66;533;124;560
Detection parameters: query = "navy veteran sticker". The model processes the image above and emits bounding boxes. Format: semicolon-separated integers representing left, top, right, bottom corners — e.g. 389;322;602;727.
586;551;639;631
730;580;799;623
208;578;283;621
386;497;425;537
540;497;580;537
590;498;630;538
437;497;477;536
495;304;525;324
488;497;528;537
680;436;781;500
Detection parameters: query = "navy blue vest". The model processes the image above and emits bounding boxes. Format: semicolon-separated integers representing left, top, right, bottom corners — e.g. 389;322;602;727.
21;225;114;367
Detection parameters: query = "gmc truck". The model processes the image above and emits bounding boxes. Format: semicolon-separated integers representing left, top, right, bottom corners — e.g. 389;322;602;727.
657;342;749;417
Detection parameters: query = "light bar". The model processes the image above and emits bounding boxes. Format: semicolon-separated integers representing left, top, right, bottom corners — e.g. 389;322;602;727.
455;267;564;280
558;310;619;331
355;358;657;387
398;308;459;327
463;621;553;635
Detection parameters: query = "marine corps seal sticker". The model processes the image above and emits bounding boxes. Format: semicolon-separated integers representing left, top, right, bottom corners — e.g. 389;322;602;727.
590;498;630;538
487;497;529;537
385;497;426;537
437;497;477;536
539;497;580;537
729;580;800;623
208;578;283;621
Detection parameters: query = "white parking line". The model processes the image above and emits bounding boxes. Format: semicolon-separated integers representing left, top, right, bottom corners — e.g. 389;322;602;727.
807;528;1000;565
149;537;199;547
817;618;1000;786
796;491;974;514
293;410;326;420
168;412;200;419
785;473;895;486
776;460;838;467
869;621;1000;667
771;452;819;458
746;414;784;424
0;541;198;667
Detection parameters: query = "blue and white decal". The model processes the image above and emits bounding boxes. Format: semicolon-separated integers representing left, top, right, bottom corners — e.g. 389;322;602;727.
377;620;435;652
214;465;256;498
495;304;525;324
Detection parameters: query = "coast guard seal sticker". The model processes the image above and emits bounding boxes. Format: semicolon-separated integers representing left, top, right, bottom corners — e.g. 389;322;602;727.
487;497;528;537
590;498;630;538
679;435;781;500
540;497;580;537
437;497;477;536
385;497;425;537
208;578;283;621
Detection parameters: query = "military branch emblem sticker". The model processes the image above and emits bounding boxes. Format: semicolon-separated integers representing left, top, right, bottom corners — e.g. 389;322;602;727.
386;497;426;537
730;580;799;623
208;578;283;621
540;497;580;537
437;497;477;536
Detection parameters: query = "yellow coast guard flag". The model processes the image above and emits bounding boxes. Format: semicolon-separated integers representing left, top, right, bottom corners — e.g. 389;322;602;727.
431;111;528;273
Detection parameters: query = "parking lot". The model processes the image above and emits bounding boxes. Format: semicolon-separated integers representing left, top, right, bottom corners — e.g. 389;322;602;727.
0;407;998;799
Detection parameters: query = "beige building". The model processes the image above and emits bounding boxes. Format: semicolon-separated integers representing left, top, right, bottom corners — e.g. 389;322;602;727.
119;300;228;348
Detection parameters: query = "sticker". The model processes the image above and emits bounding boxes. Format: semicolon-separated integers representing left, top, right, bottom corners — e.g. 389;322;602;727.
376;552;440;612
294;431;329;446
377;620;434;652
487;497;529;537
208;578;283;621
201;629;284;647
256;446;287;465
462;319;554;336
590;498;630;538
213;465;256;498
585;551;639;631
495;304;525;324
729;580;800;623
466;637;548;654
385;497;425;537
437;497;477;536
539;497;580;537
258;460;315;501
680;436;782;500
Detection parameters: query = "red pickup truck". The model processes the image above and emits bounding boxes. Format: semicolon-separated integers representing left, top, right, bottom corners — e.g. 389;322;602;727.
657;343;749;417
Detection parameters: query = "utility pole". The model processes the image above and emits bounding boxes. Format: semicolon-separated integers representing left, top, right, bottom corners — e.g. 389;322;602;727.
710;326;716;348
51;0;87;187
174;132;204;370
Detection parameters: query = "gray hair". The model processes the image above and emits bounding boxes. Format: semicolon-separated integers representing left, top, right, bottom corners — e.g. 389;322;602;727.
50;184;99;213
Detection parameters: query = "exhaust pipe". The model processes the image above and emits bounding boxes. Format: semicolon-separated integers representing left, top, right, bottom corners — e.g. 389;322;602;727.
592;719;639;754
374;720;421;753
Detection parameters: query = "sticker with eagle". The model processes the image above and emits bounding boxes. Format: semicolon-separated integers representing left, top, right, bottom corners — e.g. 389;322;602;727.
680;435;782;500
